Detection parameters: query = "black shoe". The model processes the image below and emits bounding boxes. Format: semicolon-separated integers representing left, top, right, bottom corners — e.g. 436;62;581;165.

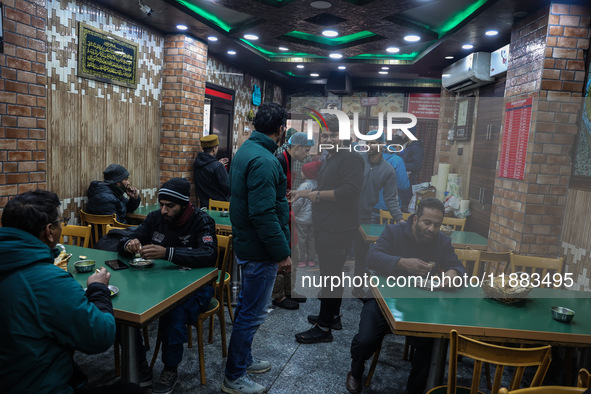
307;315;342;330
139;362;153;388
288;293;307;303
295;324;333;344
272;297;299;310
153;369;177;394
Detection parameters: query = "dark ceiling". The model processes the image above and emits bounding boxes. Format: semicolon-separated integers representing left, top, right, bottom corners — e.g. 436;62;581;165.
94;0;552;90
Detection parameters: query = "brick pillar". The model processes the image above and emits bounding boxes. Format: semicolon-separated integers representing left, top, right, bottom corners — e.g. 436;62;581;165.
160;35;207;185
0;0;48;210
489;3;591;255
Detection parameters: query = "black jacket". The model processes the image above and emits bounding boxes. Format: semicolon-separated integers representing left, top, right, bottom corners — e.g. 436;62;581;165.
86;181;140;223
118;205;217;268
193;152;230;208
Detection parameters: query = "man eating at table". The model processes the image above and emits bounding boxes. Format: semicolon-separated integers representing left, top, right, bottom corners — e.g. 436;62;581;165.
118;177;217;394
346;197;465;394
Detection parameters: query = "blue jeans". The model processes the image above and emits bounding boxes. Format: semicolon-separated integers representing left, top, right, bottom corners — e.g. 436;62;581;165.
225;258;277;380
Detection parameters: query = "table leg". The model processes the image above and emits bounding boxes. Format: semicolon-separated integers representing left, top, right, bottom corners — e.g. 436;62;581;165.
120;325;139;383
426;338;448;390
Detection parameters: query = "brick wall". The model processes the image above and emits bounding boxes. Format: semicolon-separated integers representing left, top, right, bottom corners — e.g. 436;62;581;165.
160;35;207;185
489;3;590;255
0;0;47;211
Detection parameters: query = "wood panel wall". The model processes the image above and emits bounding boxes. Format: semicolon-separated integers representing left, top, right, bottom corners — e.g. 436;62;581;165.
561;188;591;290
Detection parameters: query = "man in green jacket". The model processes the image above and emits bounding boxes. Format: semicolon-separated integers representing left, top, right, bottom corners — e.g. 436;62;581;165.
222;103;292;394
0;190;139;393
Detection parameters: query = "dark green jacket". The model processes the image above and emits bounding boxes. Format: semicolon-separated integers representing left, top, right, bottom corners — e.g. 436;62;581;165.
0;228;116;393
230;131;290;262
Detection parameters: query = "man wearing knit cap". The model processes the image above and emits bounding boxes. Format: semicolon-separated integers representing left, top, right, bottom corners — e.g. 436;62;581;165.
193;134;230;209
86;163;141;223
118;178;217;394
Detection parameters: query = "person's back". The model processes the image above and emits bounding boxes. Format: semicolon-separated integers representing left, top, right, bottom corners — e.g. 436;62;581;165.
86;164;140;223
193;134;230;208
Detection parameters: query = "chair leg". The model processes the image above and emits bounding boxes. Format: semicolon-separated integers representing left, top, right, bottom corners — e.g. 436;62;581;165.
143;326;150;351
365;337;384;388
402;337;410;361
150;335;162;369
208;315;215;344
187;325;193;349
225;284;234;323
114;341;121;377
197;319;206;385
218;301;228;357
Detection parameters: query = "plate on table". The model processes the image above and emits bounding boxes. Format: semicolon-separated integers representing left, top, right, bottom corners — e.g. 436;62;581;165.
129;258;154;269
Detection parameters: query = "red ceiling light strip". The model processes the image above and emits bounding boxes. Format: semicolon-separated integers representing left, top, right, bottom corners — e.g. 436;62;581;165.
205;87;233;101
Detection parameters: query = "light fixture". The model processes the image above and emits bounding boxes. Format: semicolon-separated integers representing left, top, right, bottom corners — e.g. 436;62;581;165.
485;30;498;36
322;29;339;37
244;34;259;40
381;66;389;70
404;35;420;42
227;50;236;55
462;44;473;49
138;0;153;16
297;64;305;69
176;24;187;30
445;56;454;59
278;46;289;51
442;73;450;78
386;47;400;53
310;73;319;77
207;36;218;42
338;66;346;70
329;53;342;59
310;0;332;9
379;71;388;75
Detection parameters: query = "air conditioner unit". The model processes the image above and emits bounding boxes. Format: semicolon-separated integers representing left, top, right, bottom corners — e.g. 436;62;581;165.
442;52;494;92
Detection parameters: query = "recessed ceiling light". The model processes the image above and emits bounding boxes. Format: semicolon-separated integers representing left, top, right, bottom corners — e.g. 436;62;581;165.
310;73;319;77
297;64;304;69
442;73;450;78
329;53;343;59
322;30;339;37
445;56;454;59
381;66;389;70
404;35;421;42
485;30;498;36
379;71;388;75
386;47;400;53
227;50;236;55
176;24;188;30
338;66;346;70
244;34;259;40
462;44;474;49
278;47;289;51
310;0;332;9
207;36;218;42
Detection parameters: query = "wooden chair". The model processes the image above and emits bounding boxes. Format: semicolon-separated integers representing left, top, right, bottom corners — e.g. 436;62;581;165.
499;387;585;393
209;198;229;212
455;248;481;277
509;255;565;288
79;209;116;247
113;218;135;229
379;210;410;224
478;251;512;277
210;234;234;323
442;216;466;231
578;368;590;388
426;330;551;394
59;224;92;248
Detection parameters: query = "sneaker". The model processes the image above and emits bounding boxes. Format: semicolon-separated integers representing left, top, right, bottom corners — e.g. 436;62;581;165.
307;260;316;267
222;374;267;394
295;324;333;344
139;363;153;388
297;261;306;268
307;314;342;330
246;357;271;374
153;370;178;394
272;297;299;310
288;292;307;303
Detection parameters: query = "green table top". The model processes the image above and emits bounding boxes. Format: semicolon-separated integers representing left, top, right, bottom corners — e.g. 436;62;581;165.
371;277;591;346
126;204;159;220
65;245;217;326
360;223;488;250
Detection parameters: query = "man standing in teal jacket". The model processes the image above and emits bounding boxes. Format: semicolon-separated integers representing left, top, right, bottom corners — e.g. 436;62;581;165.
222;103;292;394
0;190;137;393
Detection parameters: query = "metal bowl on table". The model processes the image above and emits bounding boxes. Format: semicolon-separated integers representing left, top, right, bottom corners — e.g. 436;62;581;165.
551;306;575;323
74;260;96;273
129;258;154;269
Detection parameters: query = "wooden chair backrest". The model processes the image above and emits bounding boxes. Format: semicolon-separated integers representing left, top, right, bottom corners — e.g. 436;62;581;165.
379;210;410;225
509;255;565;288
114;218;135;229
209;199;230;211
499;387;585;393
478;251;512;277
448;329;551;394
442;216;466;231
216;234;233;287
60;224;92;248
455;248;481;277
79;209;116;246
578;368;590;388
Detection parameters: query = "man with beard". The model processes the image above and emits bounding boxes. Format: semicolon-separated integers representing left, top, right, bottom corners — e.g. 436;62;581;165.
87;164;141;223
118;178;217;394
346;198;465;394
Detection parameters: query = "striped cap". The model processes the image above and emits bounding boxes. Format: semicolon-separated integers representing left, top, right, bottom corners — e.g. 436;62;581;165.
158;178;190;205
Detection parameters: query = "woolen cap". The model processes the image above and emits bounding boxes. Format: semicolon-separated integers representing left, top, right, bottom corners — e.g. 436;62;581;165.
103;164;130;184
159;178;191;205
201;134;219;148
288;132;315;147
366;129;386;143
302;160;322;180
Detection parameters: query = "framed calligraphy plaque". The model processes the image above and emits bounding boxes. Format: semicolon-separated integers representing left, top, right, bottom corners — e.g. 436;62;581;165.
77;23;138;89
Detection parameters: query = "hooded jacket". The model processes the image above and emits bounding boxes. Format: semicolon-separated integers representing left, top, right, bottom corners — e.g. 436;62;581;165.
86;181;141;223
193;152;230;208
0;228;115;393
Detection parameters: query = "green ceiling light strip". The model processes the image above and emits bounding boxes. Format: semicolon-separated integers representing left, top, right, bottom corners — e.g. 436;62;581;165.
239;39;322;58
284;30;376;46
349;52;419;60
175;0;232;32
437;0;488;35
